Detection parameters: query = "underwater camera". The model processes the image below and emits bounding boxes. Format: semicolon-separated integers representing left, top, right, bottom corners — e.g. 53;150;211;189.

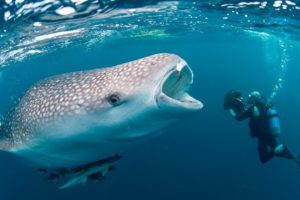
224;90;245;115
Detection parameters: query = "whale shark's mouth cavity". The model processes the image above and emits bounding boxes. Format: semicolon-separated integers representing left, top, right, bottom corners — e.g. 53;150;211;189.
158;62;203;111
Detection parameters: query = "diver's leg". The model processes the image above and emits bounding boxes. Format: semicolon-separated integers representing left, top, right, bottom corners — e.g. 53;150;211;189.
270;137;300;167
274;144;297;159
272;138;296;160
257;140;274;164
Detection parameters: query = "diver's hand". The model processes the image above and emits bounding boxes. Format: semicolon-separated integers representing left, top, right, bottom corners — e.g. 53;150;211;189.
228;109;237;117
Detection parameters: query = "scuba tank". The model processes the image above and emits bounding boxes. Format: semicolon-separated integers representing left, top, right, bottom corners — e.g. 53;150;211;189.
266;107;281;137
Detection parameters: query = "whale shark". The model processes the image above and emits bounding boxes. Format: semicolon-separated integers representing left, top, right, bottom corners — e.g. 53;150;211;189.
0;53;203;188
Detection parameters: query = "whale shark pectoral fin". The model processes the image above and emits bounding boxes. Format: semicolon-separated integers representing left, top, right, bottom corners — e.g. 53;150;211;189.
38;155;122;189
100;166;109;176
57;155;122;189
58;165;111;189
59;173;88;189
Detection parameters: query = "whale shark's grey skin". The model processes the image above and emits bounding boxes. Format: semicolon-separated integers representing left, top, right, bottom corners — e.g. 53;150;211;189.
0;53;202;169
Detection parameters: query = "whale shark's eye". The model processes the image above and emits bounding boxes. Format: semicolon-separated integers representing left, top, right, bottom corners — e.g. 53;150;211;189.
108;94;120;106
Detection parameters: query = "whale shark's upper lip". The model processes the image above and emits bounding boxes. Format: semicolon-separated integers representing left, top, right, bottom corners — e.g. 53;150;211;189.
156;60;203;111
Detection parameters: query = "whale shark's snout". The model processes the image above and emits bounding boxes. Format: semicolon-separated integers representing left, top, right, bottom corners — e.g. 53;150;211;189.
155;57;203;112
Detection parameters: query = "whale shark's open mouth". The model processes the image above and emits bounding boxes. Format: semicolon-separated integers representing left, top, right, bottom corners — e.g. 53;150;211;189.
157;61;203;111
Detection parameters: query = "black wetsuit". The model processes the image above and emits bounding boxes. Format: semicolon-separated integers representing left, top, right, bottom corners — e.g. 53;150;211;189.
235;101;279;163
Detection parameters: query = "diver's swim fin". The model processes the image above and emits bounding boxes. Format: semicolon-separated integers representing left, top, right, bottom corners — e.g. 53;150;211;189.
294;155;300;169
274;144;300;168
274;143;295;159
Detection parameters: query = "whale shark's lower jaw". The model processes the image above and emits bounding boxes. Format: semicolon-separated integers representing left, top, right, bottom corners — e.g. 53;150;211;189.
157;60;203;111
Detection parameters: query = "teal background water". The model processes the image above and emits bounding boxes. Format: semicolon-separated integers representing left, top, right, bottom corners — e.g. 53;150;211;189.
1;0;300;199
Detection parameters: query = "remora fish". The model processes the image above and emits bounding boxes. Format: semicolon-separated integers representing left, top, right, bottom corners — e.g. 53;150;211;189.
0;53;203;187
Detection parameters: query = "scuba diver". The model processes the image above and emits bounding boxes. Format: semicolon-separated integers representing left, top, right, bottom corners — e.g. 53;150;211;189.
224;90;300;165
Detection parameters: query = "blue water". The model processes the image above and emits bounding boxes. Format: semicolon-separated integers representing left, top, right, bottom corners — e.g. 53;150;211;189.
1;0;300;199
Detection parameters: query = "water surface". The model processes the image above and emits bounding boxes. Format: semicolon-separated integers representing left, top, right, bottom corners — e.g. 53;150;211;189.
1;1;300;199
